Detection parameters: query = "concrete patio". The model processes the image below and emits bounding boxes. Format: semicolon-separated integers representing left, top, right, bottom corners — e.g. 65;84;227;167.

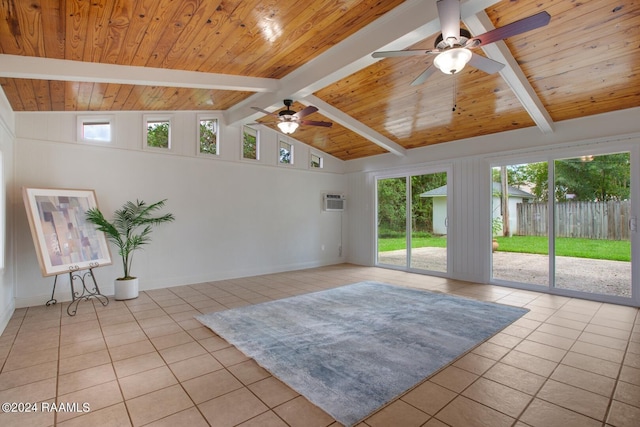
378;247;632;298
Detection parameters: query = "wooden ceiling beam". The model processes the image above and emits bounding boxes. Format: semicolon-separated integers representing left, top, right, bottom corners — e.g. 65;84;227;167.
0;54;278;93
224;0;442;129
224;0;503;157
301;95;407;157
463;11;555;133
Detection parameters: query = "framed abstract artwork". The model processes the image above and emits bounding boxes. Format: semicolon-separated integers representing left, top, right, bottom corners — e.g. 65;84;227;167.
22;187;112;276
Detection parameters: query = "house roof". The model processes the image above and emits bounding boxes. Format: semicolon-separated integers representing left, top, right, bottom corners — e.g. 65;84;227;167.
1;0;638;161
420;182;535;198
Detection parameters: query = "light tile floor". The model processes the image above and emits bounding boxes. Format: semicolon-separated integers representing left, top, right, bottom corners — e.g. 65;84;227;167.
0;264;638;426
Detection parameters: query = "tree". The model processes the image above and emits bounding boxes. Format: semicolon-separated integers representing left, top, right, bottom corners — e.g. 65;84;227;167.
279;148;291;163
516;154;630;202
146;122;169;148
523;162;549;201
492;164;530;188
554;153;630;201
243;129;257;159
377;178;406;234
199;121;217;154
500;166;510;236
377;173;447;236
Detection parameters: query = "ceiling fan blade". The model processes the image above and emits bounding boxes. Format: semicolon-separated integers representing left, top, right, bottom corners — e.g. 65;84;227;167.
468;52;505;74
410;65;438;86
293;105;318;119
300;120;333;127
251;106;279;117
437;0;461;45
372;49;435;58
466;11;551;48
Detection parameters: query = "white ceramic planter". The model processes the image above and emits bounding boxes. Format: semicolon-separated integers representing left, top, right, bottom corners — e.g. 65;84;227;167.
114;277;139;300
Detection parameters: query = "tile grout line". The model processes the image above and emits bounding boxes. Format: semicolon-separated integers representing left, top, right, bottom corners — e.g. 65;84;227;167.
524;301;632;426
143;288;244;426
601;308;640;427
1;266;637;426
54;302;64;426
94;296;135;427
162;284;312;427
390;286;535;425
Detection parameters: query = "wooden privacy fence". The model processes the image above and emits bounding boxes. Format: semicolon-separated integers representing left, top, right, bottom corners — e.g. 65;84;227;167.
517;201;630;240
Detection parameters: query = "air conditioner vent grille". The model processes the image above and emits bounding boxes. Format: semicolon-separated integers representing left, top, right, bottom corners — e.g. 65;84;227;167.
323;194;345;211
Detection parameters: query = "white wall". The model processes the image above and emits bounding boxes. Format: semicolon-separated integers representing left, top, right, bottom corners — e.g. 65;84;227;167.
346;107;640;290
0;89;15;333
13;111;347;308
8;105;640;311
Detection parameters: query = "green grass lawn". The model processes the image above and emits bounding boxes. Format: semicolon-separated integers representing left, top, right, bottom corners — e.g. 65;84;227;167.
377;236;447;252
494;236;631;262
378;235;631;262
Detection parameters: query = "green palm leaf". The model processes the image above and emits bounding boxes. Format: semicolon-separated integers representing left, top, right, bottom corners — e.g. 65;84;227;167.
85;199;174;279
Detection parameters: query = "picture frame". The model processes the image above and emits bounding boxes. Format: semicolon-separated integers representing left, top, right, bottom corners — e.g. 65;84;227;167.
22;187;112;277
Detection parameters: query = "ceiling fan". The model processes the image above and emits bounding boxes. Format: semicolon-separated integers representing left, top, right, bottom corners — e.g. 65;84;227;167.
372;0;550;86
251;99;333;134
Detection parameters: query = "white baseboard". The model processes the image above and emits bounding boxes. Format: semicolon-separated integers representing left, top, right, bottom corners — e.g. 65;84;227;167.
14;259;345;309
0;299;16;336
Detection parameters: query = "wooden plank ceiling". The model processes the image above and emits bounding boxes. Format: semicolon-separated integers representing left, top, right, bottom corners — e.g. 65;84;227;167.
1;0;639;161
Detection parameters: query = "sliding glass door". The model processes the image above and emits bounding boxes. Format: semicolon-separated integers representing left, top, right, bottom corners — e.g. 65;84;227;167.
491;150;635;303
377;170;449;274
553;153;632;298
491;162;549;286
377;176;407;268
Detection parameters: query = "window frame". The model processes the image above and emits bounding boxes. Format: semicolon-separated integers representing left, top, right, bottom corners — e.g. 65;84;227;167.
143;114;172;151
77;115;115;144
278;137;294;165
241;125;260;161
196;114;220;158
310;153;324;169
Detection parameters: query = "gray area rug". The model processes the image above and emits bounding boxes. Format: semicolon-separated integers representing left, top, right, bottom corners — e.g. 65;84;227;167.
196;281;528;426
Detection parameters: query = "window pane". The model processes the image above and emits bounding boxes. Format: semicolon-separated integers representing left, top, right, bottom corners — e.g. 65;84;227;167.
377;176;407;267
491;162;549;286
146;121;170;148
553;153;631;297
242;126;258;160
410;172;448;272
279;140;292;164
83;122;111;142
199;119;218;155
310;154;322;168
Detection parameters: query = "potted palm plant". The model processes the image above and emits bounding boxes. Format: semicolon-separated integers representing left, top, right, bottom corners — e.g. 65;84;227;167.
85;199;175;300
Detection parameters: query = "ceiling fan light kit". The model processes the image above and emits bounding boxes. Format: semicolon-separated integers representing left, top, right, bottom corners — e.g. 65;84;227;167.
433;48;472;74
251;99;333;135
277;121;299;134
371;0;550;85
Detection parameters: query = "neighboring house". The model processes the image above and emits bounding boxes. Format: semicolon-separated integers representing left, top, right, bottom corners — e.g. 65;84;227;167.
420;183;535;235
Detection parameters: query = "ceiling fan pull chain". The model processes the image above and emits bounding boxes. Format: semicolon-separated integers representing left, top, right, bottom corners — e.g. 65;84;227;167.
452;72;457;112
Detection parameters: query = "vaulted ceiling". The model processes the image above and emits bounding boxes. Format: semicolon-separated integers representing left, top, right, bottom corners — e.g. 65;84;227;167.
1;0;639;161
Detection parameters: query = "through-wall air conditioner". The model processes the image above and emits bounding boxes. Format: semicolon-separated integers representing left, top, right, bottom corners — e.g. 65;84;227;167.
323;194;346;212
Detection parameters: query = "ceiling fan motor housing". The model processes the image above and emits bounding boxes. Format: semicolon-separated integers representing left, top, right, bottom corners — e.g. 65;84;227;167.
279;99;296;118
435;28;472;49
